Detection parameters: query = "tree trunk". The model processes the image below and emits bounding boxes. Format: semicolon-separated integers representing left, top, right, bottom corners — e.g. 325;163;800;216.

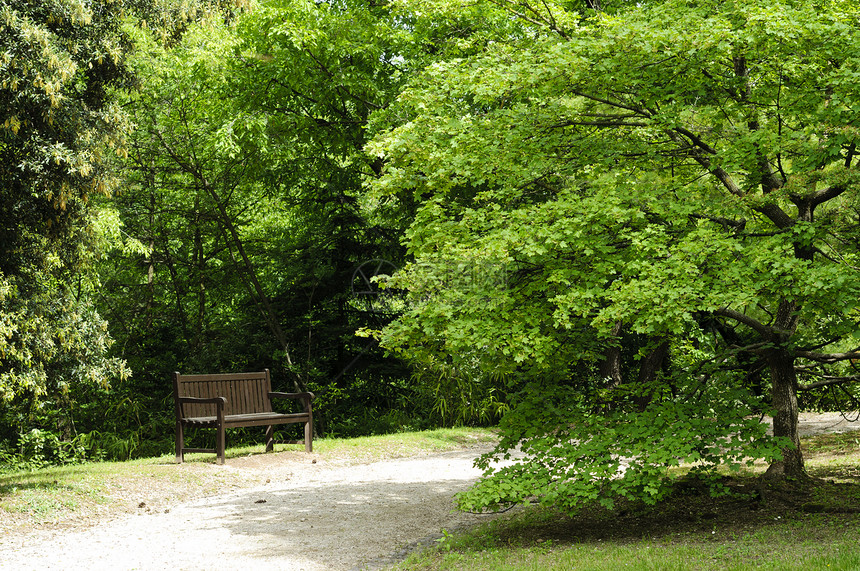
599;321;623;389
633;338;670;411
203;180;307;393
764;349;804;479
762;298;804;479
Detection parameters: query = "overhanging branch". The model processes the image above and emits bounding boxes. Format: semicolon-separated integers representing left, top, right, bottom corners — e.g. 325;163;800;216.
797;375;860;391
810;184;847;208
713;308;780;339
795;350;860;363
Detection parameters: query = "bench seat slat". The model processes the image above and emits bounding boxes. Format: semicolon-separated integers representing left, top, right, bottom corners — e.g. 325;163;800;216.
183;412;311;426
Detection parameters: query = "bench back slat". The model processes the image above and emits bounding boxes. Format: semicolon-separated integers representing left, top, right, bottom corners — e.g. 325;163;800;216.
174;370;274;417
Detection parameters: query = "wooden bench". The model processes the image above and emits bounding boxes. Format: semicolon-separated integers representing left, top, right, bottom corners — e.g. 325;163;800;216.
173;369;314;464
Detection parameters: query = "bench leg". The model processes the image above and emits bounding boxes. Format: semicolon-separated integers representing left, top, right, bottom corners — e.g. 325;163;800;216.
216;424;226;465
265;425;274;453
175;421;184;464
304;419;313;453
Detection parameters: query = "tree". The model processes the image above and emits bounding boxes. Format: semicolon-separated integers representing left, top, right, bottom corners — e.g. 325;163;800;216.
0;0;131;417
232;0;408;391
102;0;420;437
107;19;297;375
368;0;860;511
232;0;556;427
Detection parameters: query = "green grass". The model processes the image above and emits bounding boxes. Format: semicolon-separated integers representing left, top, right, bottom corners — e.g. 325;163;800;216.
399;508;860;570
390;430;860;571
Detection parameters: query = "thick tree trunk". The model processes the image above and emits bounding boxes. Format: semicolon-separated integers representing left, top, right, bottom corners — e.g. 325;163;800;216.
599;321;623;389
764;350;804;479
633;338;670;411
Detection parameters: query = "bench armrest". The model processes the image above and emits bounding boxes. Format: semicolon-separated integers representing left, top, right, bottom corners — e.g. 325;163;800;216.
269;392;314;413
177;396;226;420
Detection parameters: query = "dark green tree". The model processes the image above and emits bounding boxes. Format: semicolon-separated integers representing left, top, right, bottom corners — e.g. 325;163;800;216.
102;1;415;438
0;0;132;438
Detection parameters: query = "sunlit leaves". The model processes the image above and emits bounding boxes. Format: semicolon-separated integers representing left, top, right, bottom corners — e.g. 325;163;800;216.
369;0;860;506
457;378;783;513
0;0;133;404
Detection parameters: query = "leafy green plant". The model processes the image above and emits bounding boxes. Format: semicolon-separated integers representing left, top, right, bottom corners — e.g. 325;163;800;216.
457;377;786;515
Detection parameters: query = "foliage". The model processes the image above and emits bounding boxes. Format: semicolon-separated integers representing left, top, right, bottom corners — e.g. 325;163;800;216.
458;378;787;513
0;0;136;458
0;0;250;465
125;0;250;45
97;0;422;450
408;350;510;427
369;0;860;509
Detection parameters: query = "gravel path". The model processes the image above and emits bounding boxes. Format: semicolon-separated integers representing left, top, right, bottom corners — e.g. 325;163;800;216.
773;411;860;438
0;446;511;571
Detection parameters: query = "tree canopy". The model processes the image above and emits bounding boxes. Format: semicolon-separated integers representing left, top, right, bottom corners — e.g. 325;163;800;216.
0;0;132;406
4;0;860;516
369;0;860;510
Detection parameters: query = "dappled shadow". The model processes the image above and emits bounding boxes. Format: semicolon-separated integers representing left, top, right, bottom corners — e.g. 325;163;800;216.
186;477;485;569
424;475;860;566
0;470;83;496
0;479;68;495
169;450;507;569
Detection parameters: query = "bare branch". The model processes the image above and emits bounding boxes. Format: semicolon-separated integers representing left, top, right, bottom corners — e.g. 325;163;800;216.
713;308;780;338
755;203;795;230
798;375;860;391
795;350;860;363
810;184;847;208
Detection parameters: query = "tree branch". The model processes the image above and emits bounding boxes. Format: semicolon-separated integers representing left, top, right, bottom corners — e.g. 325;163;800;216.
810;184;847;209
568;89;652;117
663;129;743;197
755;203;795;230
689;213;746;233
795;350;860;363
486;0;571;39
797;375;860;391
713;307;781;339
845;142;856;169
552;120;650;128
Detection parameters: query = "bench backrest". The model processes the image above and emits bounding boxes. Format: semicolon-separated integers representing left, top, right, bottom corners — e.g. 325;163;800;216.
174;370;274;417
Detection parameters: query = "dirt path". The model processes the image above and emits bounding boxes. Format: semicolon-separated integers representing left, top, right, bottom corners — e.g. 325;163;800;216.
0;446;511;571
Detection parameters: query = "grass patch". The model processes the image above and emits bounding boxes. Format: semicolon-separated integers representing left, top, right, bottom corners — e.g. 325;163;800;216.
392;430;860;571
4;425;860;570
310;427;498;462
